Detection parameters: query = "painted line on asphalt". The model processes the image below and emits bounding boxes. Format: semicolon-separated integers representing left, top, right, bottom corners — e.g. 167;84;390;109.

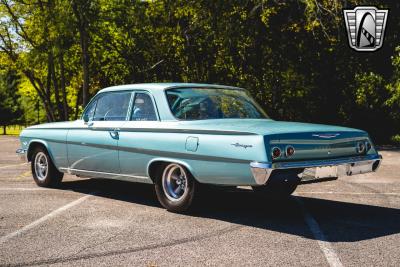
0;163;28;169
0;193;93;245
297;191;400;195
294;196;344;267
0;187;50;191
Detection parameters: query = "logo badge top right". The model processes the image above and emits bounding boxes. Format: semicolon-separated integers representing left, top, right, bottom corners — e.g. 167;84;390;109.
343;6;389;52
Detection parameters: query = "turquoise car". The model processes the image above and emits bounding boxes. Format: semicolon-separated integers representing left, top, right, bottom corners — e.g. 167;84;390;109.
17;83;382;212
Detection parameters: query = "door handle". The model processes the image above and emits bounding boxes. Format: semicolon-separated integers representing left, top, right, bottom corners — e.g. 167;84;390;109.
110;128;120;139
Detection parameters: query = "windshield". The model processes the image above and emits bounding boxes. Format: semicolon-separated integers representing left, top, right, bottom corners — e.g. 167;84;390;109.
166;88;268;120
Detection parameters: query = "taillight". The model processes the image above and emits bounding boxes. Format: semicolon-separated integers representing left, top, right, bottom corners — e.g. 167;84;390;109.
285;146;295;157
271;147;281;159
357;141;366;154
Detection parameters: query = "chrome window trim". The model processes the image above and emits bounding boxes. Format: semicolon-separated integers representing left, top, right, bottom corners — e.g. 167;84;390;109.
129;90;160;122
82;90;134;122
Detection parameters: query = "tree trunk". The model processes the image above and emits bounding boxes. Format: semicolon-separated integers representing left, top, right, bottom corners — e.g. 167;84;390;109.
59;52;69;120
49;51;64;121
74;87;82;120
81;30;89;107
72;1;90;107
2;125;6;135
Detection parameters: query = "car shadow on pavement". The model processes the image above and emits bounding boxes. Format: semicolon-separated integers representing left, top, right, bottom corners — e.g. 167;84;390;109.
59;178;400;243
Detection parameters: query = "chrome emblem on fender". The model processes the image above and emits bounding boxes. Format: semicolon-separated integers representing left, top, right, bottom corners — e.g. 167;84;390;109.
343;6;388;52
312;133;340;139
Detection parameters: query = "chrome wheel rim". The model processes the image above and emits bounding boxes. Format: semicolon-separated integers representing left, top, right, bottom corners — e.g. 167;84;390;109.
162;164;188;202
34;152;48;181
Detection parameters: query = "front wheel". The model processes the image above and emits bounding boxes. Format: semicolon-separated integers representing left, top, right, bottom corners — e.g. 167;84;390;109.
31;147;64;187
252;169;301;199
155;163;197;213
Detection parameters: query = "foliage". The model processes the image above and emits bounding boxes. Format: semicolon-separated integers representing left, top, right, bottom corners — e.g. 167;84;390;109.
0;0;399;142
0;65;23;133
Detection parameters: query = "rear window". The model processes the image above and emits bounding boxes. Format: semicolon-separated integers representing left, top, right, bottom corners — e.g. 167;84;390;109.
165;88;268;120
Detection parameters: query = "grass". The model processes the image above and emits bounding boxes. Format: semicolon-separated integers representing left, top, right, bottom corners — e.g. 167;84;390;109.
0;125;25;136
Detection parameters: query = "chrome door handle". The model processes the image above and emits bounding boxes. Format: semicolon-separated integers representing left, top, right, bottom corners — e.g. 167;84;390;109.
110;128;120;139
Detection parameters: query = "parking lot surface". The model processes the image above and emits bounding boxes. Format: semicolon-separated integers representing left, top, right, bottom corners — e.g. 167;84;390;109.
0;136;399;266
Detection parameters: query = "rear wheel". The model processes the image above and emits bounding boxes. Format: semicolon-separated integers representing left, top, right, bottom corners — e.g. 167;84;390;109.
155;163;197;213
252;169;301;199
31;146;63;187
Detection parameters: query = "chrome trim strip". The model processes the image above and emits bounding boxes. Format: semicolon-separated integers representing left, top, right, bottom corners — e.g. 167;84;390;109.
25;137;249;164
269;136;367;145
272;154;381;169
251;154;381;170
23;128;257;135
59;167;153;184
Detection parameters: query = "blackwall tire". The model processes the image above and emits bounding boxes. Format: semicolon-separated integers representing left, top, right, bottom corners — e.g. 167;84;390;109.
31;146;63;187
155;163;197;213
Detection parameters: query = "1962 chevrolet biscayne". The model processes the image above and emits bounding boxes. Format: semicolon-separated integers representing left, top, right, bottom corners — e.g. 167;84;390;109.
17;83;382;212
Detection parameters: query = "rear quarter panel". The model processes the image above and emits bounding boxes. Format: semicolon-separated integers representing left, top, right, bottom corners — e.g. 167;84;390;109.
118;121;266;185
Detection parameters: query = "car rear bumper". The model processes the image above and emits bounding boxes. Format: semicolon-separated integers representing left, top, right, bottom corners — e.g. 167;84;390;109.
16;148;28;162
250;154;382;185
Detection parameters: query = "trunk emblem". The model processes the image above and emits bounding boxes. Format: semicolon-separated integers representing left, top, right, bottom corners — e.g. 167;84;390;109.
312;133;340;139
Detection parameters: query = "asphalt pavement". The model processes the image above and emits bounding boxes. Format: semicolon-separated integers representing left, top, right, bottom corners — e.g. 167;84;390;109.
0;136;399;266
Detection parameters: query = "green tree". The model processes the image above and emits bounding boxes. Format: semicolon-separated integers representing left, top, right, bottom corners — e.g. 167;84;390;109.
0;68;23;134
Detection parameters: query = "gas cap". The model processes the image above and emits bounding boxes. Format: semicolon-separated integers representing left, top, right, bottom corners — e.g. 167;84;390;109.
185;136;199;152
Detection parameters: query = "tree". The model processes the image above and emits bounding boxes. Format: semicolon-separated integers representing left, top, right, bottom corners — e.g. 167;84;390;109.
0;68;23;134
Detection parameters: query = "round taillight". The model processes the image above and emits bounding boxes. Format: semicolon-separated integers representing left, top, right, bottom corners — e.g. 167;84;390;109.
357;142;366;154
271;147;281;159
286;146;295;157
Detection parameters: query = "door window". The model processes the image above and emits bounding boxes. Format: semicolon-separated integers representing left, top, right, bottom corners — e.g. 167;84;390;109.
131;93;157;121
91;92;131;121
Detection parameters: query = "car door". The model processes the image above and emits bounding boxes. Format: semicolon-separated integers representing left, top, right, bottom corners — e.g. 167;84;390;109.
67;91;133;174
118;91;159;179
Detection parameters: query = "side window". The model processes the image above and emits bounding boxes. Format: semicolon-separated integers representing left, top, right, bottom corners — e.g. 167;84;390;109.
92;92;131;121
131;93;157;121
84;99;97;121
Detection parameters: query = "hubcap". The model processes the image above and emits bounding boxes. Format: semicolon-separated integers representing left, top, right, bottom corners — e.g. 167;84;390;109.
162;164;188;202
34;152;48;181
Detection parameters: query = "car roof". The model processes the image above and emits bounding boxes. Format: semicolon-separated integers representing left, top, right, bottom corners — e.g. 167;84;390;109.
98;83;243;93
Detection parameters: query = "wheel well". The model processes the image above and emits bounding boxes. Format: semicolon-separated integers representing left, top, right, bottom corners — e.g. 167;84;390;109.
148;161;168;183
27;142;47;162
148;160;197;183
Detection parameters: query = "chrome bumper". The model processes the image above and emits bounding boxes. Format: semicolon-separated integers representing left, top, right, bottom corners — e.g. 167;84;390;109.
16;148;28;162
250;154;382;185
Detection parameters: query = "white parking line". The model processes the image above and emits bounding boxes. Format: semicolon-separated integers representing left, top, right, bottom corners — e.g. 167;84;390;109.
295;197;344;267
0;194;92;245
0;187;50;191
0;163;28;169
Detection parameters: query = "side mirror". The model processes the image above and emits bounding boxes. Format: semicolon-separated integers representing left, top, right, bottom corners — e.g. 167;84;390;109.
83;114;89;123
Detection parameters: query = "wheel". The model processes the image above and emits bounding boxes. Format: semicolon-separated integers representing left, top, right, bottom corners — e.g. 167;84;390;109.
252;169;301;199
154;163;197;213
31;146;64;187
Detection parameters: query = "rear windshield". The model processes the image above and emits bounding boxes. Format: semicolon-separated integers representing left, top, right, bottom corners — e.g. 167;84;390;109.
166;88;268;120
